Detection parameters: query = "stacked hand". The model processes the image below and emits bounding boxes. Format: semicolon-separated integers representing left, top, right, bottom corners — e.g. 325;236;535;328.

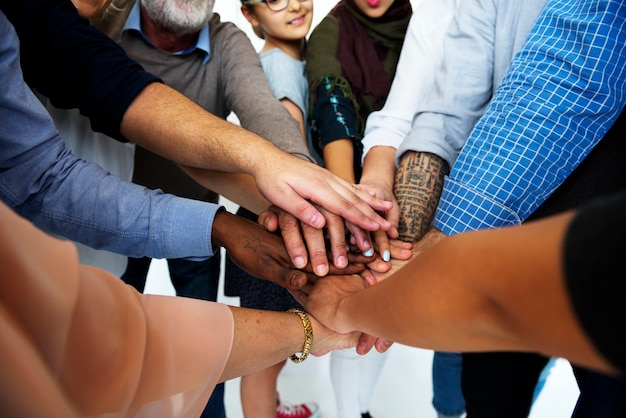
212;210;373;290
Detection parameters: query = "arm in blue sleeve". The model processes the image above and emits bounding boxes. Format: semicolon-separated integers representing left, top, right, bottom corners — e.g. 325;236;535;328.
0;0;161;141
362;0;458;162
397;0;496;169
0;14;217;260
434;0;626;236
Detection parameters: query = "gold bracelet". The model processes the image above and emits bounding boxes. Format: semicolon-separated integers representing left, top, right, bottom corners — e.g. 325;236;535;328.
287;308;313;364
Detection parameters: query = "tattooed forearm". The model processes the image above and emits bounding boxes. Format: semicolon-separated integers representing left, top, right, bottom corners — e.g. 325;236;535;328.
394;151;449;242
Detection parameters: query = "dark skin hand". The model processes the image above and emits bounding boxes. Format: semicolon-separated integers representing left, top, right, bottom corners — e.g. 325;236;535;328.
211;211;373;290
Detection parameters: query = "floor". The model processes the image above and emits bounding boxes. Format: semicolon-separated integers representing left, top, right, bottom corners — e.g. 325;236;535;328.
144;198;582;418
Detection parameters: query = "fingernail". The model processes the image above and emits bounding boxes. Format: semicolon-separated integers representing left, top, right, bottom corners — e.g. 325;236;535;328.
375;340;391;353
383;250;390;262
363;248;373;257
294;256;306;268
336;255;347;268
310;212;322;228
315;264;328;276
346;244;350;252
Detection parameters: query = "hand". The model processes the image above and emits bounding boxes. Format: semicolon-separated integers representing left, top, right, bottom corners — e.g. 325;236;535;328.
252;154;393;233
212;211;367;290
308;313;360;356
356;182;401;263
290;274;368;334
259;205;377;276
365;239;414;275
355;333;394;355
293;274;394;355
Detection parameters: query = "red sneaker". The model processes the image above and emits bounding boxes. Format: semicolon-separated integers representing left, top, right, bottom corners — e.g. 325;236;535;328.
276;401;320;418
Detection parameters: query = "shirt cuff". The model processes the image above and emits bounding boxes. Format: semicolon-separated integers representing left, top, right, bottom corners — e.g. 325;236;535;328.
434;177;521;236
163;197;223;260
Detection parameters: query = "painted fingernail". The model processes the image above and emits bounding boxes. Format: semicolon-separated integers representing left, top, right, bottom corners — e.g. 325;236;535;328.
363;248;373;257
383;250;390;262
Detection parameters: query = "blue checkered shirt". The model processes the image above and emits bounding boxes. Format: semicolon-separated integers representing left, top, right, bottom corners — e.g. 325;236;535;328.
434;0;626;235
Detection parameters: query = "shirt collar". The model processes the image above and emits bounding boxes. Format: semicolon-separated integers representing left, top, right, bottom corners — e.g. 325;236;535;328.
121;1;211;64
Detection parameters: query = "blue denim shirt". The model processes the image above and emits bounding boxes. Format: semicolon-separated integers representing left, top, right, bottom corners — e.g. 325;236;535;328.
0;11;220;261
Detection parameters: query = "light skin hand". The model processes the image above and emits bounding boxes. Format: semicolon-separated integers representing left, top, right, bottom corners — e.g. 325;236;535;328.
352;182;400;262
360;146;401;261
412;227;447;256
365;239;414;274
259;205;378;275
251;153;393;233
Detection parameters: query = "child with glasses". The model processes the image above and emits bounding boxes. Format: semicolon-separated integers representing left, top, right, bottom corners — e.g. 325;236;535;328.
226;0;319;417
305;0;411;417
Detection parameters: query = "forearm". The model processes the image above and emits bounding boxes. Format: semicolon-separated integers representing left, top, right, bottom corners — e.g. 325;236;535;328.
281;98;308;146
337;211;612;372
323;139;356;183
181;167;270;215
394;151;448;241
121;82;281;174
360;145;397;192
220;307;311;381
4;149;220;259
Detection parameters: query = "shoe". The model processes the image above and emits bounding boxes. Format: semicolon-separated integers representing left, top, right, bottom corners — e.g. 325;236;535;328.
276;401;320;418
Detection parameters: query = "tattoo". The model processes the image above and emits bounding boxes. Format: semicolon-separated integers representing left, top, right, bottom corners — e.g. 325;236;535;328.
243;236;263;253
394;152;449;242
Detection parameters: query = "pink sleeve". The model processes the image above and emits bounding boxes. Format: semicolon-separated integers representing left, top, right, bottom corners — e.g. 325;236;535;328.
0;202;234;418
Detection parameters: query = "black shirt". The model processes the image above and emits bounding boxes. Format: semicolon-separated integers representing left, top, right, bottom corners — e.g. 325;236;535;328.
0;0;160;141
564;190;626;374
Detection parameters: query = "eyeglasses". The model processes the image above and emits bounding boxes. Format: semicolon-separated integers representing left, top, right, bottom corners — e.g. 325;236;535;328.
242;0;309;12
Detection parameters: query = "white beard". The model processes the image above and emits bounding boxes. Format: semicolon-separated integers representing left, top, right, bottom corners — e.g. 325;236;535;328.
141;0;214;35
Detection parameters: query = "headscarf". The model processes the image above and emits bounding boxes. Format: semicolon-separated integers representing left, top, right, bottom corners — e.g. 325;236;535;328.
307;0;412;127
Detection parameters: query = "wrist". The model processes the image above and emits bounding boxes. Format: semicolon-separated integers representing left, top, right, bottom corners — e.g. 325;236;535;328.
287;309;313;363
210;209;231;249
